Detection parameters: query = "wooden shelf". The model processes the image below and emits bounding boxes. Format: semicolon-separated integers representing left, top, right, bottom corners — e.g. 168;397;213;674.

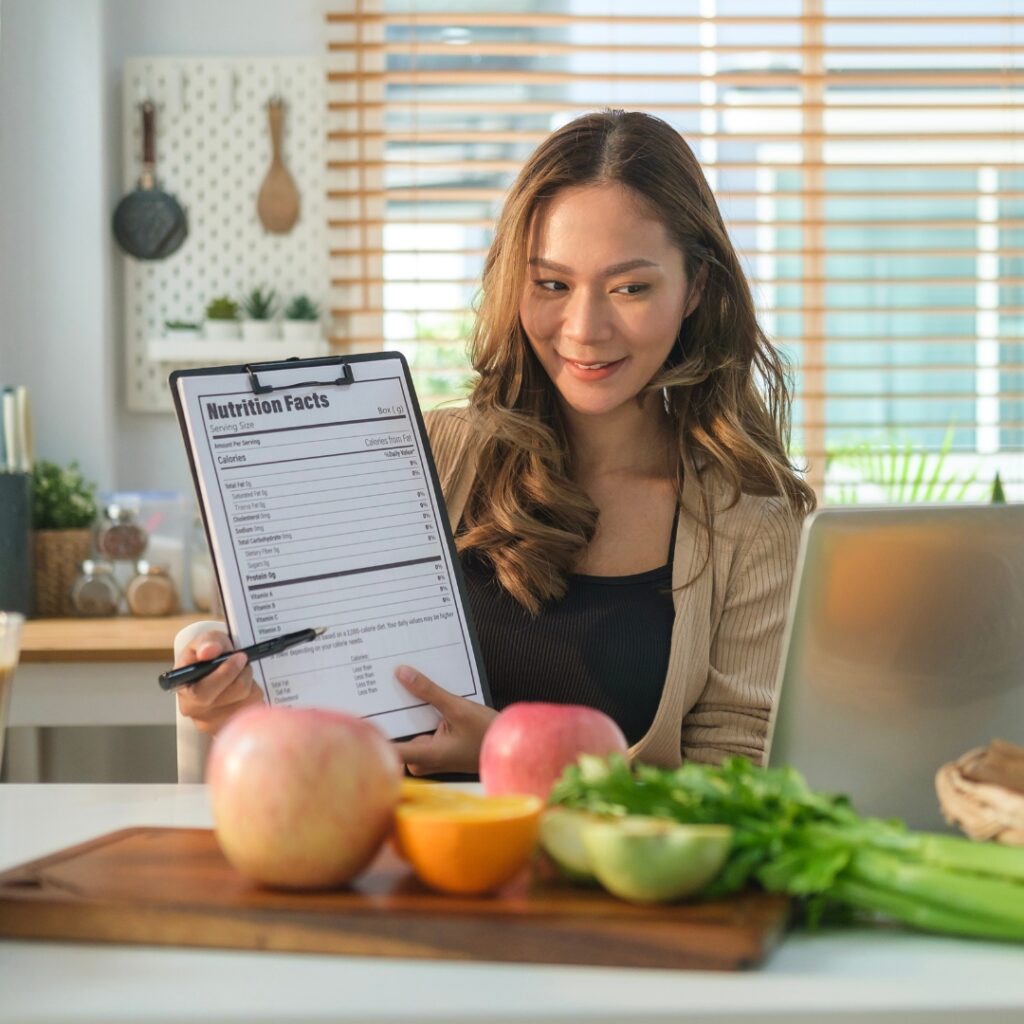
147;337;329;363
20;615;206;663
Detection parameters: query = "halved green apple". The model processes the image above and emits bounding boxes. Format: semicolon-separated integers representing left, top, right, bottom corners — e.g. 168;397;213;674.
581;816;733;904
538;807;612;882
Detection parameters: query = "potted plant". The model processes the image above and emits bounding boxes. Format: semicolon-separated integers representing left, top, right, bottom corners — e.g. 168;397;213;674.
283;294;322;343
164;319;201;340
204;296;241;341
241;287;280;342
32;460;99;617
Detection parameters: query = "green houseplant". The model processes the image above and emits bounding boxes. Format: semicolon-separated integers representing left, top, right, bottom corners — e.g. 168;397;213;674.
204;296;241;341
242;287;280;342
991;472;1007;504
31;460;99;617
164;318;200;340
283;294;322;343
825;427;980;505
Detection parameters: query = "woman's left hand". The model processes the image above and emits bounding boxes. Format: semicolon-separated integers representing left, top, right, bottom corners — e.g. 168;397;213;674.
392;665;498;775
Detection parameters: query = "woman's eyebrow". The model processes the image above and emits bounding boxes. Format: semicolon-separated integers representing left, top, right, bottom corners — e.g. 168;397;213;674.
528;257;660;276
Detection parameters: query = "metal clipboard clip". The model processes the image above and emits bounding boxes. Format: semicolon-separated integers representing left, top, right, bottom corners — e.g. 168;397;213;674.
245;356;354;396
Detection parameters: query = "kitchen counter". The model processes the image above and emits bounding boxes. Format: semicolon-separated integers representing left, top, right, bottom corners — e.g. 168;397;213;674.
1;784;1023;1024
20;614;202;662
6;616;202;782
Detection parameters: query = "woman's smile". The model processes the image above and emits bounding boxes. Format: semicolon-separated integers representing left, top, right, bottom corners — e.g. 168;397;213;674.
558;354;628;381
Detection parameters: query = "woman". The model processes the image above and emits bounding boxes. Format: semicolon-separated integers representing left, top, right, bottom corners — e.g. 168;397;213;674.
174;110;815;779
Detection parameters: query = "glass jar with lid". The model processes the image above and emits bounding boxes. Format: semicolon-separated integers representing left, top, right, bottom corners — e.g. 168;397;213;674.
70;560;122;617
125;561;179;617
95;504;148;561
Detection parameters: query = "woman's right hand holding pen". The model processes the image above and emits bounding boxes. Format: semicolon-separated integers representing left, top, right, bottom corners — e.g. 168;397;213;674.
174;630;264;735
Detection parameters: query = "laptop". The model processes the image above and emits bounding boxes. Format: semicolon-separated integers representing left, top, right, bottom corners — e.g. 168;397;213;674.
764;503;1024;832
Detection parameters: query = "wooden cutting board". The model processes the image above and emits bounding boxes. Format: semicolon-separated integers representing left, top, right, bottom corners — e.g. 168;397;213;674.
0;828;790;970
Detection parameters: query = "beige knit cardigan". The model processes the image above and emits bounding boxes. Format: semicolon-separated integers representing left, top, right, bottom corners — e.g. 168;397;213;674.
424;407;803;769
174;406;802;781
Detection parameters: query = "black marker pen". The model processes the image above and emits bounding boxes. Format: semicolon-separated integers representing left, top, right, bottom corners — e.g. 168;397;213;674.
158;626;326;691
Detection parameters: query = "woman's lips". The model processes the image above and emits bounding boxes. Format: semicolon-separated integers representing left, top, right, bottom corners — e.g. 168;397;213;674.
560;355;627;381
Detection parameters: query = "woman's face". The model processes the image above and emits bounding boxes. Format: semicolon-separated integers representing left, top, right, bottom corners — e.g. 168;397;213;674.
519;182;699;420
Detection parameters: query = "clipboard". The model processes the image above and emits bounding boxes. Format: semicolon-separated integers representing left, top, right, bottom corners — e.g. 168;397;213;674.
169;353;490;741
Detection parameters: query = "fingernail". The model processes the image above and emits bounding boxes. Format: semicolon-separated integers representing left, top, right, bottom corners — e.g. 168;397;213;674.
395;665;416;684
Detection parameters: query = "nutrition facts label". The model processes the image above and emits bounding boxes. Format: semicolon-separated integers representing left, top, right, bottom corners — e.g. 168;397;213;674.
172;355;487;739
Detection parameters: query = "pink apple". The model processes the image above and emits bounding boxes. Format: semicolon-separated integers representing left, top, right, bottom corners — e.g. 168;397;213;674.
207;705;402;889
480;702;629;800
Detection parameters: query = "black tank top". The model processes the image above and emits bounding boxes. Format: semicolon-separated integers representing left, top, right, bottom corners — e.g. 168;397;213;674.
459;509;678;746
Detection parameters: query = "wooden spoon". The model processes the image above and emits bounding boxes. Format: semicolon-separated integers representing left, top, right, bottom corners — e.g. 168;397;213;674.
256;98;300;234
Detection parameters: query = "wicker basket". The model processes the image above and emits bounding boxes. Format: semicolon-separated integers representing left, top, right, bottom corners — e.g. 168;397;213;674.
32;529;92;617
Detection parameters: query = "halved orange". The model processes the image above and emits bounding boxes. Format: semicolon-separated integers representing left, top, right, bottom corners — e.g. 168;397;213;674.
399;778;483;805
392;780;485;862
394;793;543;896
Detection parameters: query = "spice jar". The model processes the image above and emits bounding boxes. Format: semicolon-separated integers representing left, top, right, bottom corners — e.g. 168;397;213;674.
95;504;148;561
70;560;122;617
125;561;179;617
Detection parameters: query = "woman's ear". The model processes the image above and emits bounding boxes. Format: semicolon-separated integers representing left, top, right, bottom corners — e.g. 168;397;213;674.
682;264;708;320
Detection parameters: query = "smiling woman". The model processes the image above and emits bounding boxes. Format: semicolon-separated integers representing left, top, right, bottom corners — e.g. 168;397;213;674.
173;110;816;779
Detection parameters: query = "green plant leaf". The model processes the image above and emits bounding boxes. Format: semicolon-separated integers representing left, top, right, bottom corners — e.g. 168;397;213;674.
32;460;98;530
992;472;1007;504
205;296;239;320
825;424;981;506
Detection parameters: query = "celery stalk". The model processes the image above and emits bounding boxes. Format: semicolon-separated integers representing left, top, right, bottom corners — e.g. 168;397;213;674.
912;832;1024;883
850;849;1024;928
832;877;1024;942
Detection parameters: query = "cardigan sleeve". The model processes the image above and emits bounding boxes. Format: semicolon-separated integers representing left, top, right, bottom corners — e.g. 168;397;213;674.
422;406;474;526
423;406;471;467
680;496;802;766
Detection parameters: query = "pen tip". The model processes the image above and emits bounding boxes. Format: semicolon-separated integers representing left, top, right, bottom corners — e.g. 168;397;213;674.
313;626;327;636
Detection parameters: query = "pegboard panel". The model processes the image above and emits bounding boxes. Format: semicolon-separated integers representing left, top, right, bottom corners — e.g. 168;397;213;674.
122;57;328;413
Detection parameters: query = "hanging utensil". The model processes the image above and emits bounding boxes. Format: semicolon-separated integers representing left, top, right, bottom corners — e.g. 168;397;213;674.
256;97;300;234
112;101;188;260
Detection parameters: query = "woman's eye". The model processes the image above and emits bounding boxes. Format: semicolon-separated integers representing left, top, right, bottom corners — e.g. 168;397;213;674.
615;283;648;295
535;280;567;292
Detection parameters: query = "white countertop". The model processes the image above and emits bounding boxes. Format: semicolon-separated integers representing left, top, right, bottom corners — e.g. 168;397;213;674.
1;784;1023;1024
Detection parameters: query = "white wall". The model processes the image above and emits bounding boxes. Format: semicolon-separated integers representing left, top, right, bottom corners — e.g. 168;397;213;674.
0;0;116;487
0;0;325;495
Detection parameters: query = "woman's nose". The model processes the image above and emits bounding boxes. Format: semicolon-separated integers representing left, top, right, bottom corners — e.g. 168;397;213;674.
562;289;613;344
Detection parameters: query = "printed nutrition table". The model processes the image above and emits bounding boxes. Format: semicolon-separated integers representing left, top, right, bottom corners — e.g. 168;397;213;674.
173;356;488;739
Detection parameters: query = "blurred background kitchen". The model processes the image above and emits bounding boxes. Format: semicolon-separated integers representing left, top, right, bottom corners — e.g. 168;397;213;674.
1;0;1021;783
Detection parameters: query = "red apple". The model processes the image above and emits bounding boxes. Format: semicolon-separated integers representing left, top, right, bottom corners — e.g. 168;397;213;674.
207;705;401;889
480;702;629;800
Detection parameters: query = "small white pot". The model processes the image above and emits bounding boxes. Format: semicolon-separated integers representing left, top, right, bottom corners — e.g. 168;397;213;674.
164;326;200;340
283;319;321;343
242;320;279;342
205;320;240;341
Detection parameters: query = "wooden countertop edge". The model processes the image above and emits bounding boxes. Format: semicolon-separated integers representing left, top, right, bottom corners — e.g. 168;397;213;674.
20;616;205;663
21;649;178;664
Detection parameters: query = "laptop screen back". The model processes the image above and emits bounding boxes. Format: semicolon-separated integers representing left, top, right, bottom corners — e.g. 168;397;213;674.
765;504;1024;832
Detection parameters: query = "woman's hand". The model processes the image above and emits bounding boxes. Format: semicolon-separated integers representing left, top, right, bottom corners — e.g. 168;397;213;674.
392;665;497;775
175;630;264;735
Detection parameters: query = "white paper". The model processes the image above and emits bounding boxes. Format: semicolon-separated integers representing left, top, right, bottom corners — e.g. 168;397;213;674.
174;355;486;739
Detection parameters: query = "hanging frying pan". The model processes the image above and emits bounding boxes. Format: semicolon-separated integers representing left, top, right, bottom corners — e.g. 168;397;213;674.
112;101;188;260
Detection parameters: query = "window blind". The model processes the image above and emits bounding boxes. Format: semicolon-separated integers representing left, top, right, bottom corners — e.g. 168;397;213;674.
324;1;1024;502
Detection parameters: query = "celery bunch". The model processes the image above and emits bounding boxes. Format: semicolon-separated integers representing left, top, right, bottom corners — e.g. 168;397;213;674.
548;755;1024;941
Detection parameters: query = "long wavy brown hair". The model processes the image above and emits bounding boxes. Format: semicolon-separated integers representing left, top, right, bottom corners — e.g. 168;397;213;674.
457;109;816;614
